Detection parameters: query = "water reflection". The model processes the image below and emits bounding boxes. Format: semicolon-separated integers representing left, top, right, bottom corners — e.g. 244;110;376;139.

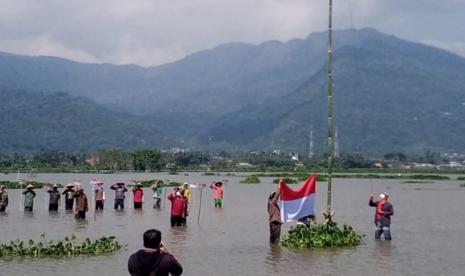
265;244;283;274
373;241;393;274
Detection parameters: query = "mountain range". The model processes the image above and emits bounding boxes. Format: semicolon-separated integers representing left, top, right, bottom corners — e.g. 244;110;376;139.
1;28;465;155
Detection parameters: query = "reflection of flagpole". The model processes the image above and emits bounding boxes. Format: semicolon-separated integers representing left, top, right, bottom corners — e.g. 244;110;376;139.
197;184;205;225
17;171;22;211
162;187;167;209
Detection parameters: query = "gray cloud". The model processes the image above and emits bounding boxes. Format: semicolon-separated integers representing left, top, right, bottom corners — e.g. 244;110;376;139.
0;0;464;66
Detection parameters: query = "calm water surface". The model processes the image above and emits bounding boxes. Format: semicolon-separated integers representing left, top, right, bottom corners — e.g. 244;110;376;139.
0;173;464;276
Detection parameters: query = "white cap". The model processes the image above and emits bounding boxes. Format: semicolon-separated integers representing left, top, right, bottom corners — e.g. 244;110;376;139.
379;193;386;199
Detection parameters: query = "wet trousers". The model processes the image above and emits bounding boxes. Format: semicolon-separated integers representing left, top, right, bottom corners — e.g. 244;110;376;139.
375;222;392;240
270;222;282;244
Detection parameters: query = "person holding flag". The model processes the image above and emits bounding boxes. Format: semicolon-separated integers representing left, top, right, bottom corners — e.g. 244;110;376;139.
268;185;282;244
369;192;394;240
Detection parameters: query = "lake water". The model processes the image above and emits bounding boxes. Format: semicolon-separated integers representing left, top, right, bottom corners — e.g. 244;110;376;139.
0;172;464;276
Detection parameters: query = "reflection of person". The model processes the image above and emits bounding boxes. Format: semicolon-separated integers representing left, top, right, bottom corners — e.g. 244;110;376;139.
268;187;282;244
210;182;224;208
111;183;128;210
128;229;183;276
47;184;61;211
74;188;89;219
23;184;36;212
369;192;394;240
168;188;187;227
0;185;9;212
151;181;163;209
62;184;75;211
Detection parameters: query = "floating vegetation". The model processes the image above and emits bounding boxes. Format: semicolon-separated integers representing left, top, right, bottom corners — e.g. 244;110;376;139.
0;181;63;189
273;177;298;184
281;222;363;249
457;176;465;181
203;172;217;176
137;180;181;188
240;175;261;184
459;183;465;187
401;180;434;184
0;235;123;258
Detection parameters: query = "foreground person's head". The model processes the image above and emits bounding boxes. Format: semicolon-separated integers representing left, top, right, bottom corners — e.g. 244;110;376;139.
143;229;162;249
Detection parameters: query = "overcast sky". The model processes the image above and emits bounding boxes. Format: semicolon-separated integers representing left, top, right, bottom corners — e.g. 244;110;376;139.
1;0;464;67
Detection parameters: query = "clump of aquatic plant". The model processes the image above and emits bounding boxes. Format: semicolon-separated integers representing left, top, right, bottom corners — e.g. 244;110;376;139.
273;177;298;184
0;181;63;189
240;175;261;184
137;180;181;188
459;183;465;187
0;235;123;258
281;222;362;249
401;180;434;184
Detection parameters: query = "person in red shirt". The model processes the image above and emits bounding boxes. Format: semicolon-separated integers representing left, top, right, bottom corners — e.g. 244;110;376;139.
133;183;144;209
168;188;188;227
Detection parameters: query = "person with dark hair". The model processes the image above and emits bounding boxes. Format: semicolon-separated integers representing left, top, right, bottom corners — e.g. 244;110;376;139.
128;229;183;276
210;181;224;208
74;188;88;219
133;183;144;209
62;183;75;211
268;187;282;244
47;184;61;212
0;185;8;212
111;183;128;210
168;188;188;227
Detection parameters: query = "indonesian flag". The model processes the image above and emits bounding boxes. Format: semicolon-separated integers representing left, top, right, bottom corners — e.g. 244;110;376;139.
279;174;317;223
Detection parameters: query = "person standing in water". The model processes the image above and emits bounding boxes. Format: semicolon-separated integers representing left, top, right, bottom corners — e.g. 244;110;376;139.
369;192;394;240
47;184;61;212
151;180;163;209
111;183;128;210
62;183;75;211
94;180;105;210
23;184;36;212
0;185;8;212
168;188;187;227
133;183;144;209
268;187;282;244
210;181;224;208
74;188;89;219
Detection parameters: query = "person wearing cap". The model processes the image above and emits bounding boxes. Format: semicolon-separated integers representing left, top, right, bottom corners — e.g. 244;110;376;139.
0;185;8;212
133;183;144;209
22;184;36;212
74;187;89;219
94;180;105;210
369;192;394;240
111;183;128;210
47;184;61;212
62;184;75;211
210;181;224;208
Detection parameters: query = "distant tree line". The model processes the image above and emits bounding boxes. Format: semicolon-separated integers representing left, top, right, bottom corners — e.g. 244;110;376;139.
0;149;449;172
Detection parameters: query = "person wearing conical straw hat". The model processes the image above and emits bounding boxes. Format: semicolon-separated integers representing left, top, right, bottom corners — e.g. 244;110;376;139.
62;183;75;211
22;184;36;212
0;185;9;212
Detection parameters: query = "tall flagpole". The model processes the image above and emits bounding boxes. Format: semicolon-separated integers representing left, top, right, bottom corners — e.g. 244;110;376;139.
325;0;335;222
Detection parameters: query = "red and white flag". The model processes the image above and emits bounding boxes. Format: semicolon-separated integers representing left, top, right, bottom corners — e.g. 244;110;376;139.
279;174;317;223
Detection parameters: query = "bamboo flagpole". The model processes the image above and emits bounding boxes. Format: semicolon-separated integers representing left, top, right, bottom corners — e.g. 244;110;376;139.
324;0;335;223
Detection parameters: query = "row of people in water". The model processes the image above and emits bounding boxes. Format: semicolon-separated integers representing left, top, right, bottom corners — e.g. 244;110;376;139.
0;180;225;223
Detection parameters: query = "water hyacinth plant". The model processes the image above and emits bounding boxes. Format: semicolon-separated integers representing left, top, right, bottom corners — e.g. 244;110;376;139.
0;235;123;258
240;175;261;184
281;222;363;248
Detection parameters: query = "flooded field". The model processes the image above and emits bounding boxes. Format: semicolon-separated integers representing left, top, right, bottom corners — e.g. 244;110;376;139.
0;172;464;275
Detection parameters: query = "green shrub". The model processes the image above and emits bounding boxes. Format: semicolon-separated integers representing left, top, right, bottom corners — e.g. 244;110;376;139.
281;222;363;249
240;175;261;184
0;235;123;258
